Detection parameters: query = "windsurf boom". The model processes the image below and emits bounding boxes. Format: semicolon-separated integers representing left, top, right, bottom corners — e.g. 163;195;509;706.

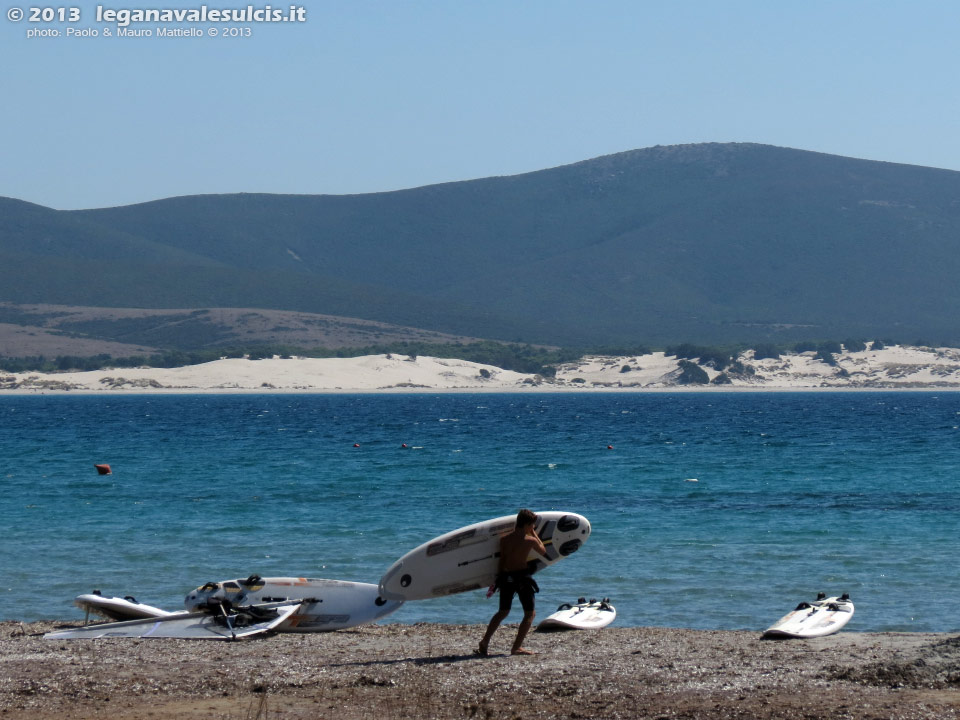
45;600;302;641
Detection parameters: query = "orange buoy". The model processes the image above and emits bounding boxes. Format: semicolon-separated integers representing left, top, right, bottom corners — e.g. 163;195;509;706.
94;464;112;475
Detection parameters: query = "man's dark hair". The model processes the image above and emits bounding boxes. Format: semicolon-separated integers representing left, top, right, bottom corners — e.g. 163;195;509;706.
516;508;537;528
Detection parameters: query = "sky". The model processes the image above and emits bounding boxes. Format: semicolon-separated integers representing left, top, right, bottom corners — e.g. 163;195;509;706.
2;0;959;210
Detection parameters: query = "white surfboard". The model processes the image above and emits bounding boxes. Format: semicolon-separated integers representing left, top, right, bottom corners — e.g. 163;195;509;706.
183;575;403;631
45;602;300;641
378;511;591;601
74;593;177;622
537;598;616;631
762;593;854;639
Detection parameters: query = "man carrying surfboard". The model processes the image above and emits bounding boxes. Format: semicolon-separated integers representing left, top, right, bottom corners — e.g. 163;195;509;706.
477;509;547;656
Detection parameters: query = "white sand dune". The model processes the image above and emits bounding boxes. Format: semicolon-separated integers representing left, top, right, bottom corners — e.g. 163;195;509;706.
1;354;530;393
2;345;960;393
555;345;960;389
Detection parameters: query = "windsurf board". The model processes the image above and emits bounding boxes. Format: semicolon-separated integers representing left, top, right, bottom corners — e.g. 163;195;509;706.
183;575;403;631
762;593;854;639
74;592;177;622
379;511;591;601
537;597;616;631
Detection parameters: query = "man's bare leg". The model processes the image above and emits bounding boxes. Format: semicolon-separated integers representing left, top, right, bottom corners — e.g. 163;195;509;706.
479;609;508;655
511;611;536;655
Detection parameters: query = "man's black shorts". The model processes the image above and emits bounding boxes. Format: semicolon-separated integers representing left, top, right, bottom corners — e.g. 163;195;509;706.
498;571;538;614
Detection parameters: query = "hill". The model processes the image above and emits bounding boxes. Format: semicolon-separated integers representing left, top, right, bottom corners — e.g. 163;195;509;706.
4;143;960;347
0;303;483;360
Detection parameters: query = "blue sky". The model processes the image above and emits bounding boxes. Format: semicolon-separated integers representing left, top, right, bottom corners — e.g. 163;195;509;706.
3;1;959;209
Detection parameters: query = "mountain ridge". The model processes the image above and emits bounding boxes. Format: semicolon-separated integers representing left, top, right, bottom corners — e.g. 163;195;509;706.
4;142;960;347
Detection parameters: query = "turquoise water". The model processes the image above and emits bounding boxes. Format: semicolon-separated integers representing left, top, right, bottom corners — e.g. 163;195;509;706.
2;392;959;632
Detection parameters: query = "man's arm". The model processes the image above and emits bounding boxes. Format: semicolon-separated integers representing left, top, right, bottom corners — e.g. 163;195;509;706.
527;532;547;558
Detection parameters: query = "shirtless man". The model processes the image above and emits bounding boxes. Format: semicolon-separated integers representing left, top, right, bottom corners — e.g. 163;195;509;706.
477;508;548;656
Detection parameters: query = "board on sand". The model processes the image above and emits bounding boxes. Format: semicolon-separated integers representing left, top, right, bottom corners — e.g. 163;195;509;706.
45;602;300;640
537;597;616;631
762;593;854;639
379;511;591;601
74;592;176;622
183;576;403;631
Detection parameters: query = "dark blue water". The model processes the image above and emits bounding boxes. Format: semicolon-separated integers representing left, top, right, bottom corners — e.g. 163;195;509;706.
3;392;959;632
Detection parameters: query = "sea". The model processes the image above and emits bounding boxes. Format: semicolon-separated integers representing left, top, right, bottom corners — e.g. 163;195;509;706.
2;392;959;633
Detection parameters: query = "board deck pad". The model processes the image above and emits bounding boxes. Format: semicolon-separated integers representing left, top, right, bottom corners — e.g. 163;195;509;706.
379;511;591;601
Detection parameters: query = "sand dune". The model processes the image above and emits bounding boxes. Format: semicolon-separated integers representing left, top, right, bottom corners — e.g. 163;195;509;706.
3;345;960;393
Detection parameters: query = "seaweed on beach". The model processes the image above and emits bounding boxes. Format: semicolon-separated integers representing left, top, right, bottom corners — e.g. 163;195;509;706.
828;636;960;689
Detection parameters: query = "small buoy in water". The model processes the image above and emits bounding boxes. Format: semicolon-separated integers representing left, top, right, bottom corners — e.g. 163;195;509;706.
401;443;408;448
353;443;360;448
607;445;614;450
94;464;112;475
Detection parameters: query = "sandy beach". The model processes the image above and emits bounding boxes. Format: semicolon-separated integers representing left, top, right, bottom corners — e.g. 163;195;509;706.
3;345;960;394
3;620;959;719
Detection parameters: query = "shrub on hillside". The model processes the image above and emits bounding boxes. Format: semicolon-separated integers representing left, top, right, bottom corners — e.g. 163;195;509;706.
728;360;755;376
816;348;838;366
752;343;781;361
677;359;710;384
668;344;733;370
